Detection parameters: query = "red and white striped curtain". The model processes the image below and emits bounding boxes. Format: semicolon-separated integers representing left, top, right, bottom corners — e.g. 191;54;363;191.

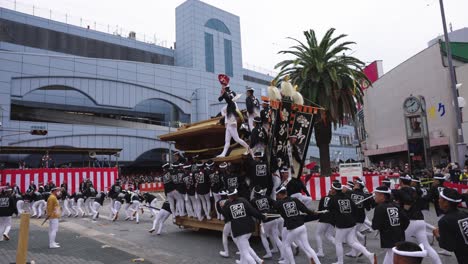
0;168;118;194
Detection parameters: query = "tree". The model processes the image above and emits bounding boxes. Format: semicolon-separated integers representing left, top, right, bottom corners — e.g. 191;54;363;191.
275;28;369;176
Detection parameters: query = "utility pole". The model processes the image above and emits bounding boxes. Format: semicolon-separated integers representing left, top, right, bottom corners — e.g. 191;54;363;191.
439;0;466;165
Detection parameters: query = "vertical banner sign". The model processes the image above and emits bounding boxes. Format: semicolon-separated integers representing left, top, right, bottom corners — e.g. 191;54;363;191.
269;98;292;169
289;104;316;178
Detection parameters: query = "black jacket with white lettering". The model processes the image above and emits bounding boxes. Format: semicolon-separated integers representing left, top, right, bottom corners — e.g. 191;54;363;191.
194;169;210;195
318;195;334;224
222;197;265;237
372;200;409;248
438;208;468;263
350;188;372;223
208;169;222;193
0;194;17;217
274;197;316;230
328;192;357;228
246;157;270;190
182;173;196;196
109;184;123;199
251;194;276;223
161;171;176;195
174;170;186;194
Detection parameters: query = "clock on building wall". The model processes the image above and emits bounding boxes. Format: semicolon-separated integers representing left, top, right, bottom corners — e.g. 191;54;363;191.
403;96;421;114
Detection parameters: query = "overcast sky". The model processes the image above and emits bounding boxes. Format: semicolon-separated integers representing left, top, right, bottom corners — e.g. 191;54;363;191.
10;0;468;74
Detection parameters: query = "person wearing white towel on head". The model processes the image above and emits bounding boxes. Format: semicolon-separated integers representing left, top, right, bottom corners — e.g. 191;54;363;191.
315;189;336;258
372;186;409;264
393;175;441;264
245;86;260;132
90;191;106;220
216;74;251;158
221;187;265;264
392;241;427;264
194;161;212;220
328;182;376;264
149;201;172;235
274;185;321;264
182;164;198;219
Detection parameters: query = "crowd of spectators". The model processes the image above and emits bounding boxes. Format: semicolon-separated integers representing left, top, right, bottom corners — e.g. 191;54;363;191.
118;171;163;186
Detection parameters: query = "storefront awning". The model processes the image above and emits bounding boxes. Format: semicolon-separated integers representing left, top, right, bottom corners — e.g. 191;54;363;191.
364;137;449;156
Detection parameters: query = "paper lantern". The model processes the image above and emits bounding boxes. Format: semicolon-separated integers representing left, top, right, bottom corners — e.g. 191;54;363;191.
458;97;466;108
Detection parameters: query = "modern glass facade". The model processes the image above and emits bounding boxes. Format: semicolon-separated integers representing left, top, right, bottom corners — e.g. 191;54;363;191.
224;39;233;76
204;32;214;73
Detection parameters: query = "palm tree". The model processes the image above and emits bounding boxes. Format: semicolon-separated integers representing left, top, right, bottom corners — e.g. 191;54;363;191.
275;28;369;176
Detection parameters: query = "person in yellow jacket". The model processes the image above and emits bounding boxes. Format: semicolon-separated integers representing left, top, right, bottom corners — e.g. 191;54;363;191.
47;187;62;248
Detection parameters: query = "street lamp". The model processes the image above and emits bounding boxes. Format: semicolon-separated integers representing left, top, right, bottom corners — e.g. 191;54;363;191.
438;0;466;165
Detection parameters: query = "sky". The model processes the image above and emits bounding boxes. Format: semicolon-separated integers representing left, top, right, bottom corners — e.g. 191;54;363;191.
7;0;468;74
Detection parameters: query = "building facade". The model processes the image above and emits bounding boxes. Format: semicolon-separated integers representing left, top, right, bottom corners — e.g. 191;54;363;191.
361;29;468;168
0;0;357;168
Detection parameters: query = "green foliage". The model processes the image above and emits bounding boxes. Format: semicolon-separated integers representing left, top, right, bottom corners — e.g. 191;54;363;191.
275;28;369;125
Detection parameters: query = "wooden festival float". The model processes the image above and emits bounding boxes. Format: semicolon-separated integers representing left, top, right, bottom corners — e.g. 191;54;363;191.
159;76;321;232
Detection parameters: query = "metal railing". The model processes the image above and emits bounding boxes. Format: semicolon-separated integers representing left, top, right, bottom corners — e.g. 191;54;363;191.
0;0;171;48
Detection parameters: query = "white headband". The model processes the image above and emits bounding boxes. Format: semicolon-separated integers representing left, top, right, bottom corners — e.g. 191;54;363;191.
275;186;287;194
219;163;228;169
440;191;462;203
375;189;392;194
392;244;427;258
227;189;238;196
332;184;342;191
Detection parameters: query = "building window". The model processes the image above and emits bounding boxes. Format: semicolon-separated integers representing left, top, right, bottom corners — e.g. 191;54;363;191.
224;39;233;77
205;33;214;73
205;18;231;35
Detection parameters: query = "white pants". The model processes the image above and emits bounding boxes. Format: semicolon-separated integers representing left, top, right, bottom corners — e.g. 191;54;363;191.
167;190;185;217
16;200;24;215
188;195;203;221
261;220;282;256
213;193;223;220
271;176;281;200
222;222;233;254
84;198;92;215
63;199;74;216
113;200;122;218
48;218;59;247
283;225;320;264
76;198;85;216
90;201;101;219
152;209;171;234
219;124;250;157
32;200;46;217
149;199;159;217
236;233;256;264
335;227;372;264
383;248;393;264
405;220;441;264
348;222;366;256
128;201;141;222
198;193;211;220
0;216;12;237
315;222;335;254
290;193;313;210
184;194;195;218
109;199;116;215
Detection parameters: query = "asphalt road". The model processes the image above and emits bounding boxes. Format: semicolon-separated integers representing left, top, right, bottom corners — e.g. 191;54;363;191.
3;199;459;264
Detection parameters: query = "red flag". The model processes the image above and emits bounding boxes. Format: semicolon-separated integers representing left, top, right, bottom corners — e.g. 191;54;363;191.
305;161;317;170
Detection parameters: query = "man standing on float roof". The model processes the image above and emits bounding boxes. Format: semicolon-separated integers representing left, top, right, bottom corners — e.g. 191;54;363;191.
216;74;251;158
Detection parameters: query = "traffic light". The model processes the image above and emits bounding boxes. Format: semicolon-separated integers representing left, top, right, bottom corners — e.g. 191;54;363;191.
30;130;48;136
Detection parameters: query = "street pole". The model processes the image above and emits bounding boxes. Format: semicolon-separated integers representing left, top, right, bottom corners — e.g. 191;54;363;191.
439;0;466;165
